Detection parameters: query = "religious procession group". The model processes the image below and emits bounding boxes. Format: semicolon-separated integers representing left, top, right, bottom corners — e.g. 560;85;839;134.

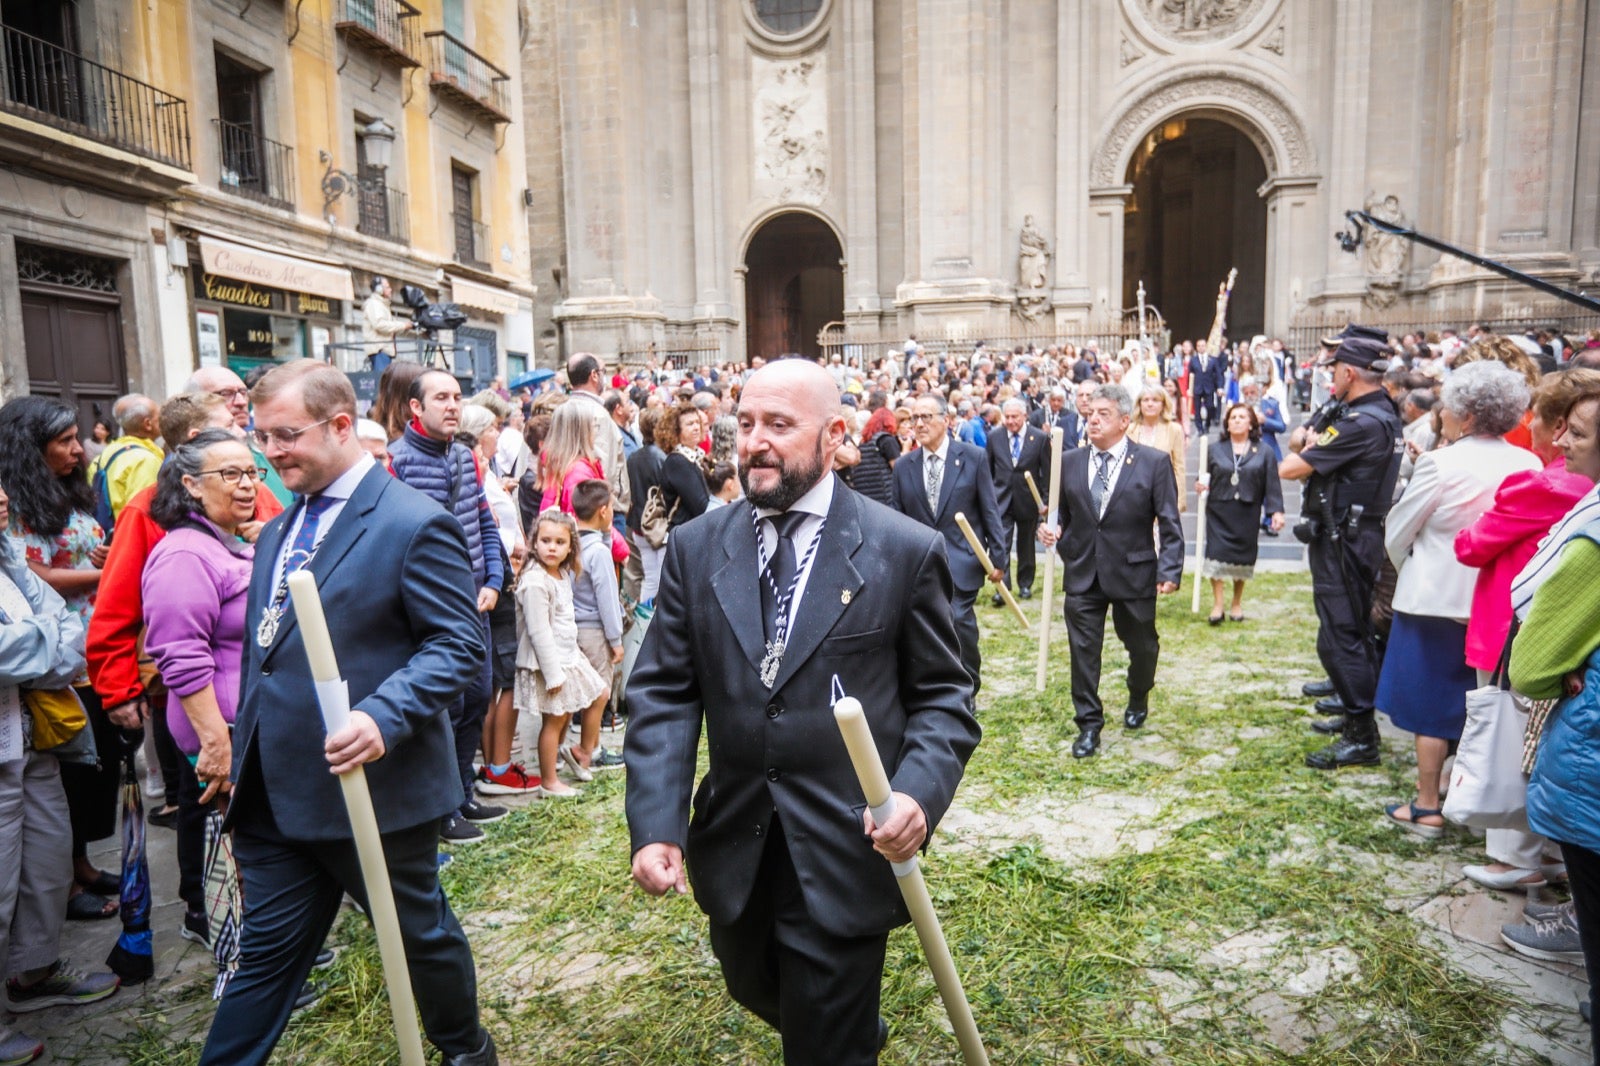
3;315;1600;1063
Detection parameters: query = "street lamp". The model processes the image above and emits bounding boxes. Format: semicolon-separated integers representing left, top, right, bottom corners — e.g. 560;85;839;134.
320;118;397;218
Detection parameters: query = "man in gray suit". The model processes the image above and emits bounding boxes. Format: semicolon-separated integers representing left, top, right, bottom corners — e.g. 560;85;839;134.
1042;384;1183;758
626;360;979;1064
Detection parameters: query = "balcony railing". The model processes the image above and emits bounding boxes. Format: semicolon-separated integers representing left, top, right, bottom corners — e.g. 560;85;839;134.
423;31;509;124
214;119;295;210
334;0;421;69
452;211;489;268
0;23;191;169
357;176;409;243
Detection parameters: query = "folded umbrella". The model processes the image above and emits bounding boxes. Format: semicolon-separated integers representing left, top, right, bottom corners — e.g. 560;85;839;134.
105;750;153;985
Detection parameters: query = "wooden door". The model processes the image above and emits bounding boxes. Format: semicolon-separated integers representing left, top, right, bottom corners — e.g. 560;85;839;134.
451;167;476;261
20;286;127;432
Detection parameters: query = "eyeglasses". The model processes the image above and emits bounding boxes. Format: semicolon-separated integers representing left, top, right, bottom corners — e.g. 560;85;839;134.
197;466;269;485
251;417;334;450
908;412;942;423
211;387;250;402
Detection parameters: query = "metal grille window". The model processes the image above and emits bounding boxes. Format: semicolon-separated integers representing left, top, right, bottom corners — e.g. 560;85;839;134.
752;0;823;33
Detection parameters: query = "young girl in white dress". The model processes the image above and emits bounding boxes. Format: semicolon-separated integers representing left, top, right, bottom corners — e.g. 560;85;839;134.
515;509;607;798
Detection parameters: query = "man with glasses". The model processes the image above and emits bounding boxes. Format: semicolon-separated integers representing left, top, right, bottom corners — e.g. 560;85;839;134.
891;394;1006;704
386;369;507;846
202;360;496;1066
186;366;293;507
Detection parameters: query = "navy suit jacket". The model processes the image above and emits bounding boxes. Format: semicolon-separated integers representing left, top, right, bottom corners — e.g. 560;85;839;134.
229;464;486;840
1189;354;1226;395
985;423;1051;522
890;438;1006;593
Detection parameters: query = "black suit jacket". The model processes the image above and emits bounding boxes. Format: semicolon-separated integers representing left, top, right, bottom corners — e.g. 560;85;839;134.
1031;406;1080;444
986;424;1050;522
230;464;486;840
1054;440;1185;600
889;439;1006;592
624;485;979;938
1189;354;1226;396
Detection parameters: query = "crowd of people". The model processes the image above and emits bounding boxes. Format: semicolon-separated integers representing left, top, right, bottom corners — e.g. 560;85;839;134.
1;317;1599;1063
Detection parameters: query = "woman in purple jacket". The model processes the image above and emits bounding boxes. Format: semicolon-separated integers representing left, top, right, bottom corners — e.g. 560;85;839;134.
141;429;257;943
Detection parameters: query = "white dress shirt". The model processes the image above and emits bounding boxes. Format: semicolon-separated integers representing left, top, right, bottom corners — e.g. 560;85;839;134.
269;452;375;594
754;472;836;630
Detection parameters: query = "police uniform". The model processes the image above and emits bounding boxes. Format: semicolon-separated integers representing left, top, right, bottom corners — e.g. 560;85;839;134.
1296;330;1403;770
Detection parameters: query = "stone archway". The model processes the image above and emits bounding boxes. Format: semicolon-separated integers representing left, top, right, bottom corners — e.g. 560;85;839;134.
1087;68;1319;338
741;210;843;362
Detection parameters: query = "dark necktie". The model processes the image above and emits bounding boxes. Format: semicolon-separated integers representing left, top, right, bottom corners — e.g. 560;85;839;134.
284;494;337;573
761;511;808;642
1011;433;1022;464
1091;451;1112;516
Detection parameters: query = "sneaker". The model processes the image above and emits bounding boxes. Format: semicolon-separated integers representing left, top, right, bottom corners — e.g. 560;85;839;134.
601;707;626;732
476;764;540;796
0;1027;42;1066
1524;898;1575;922
291;980;323;1016
558;745;594;783
459;799;508;824
181;908;210;947
440;814;485;847
1501;911;1585;962
437;852;454;869
312;948;339;971
591;747;626;771
5;961;119;1013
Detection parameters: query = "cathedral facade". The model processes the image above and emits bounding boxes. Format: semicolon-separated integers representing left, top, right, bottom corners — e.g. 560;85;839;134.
522;0;1600;363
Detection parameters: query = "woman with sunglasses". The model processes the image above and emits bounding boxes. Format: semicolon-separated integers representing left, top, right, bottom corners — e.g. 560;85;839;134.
139;430;258;949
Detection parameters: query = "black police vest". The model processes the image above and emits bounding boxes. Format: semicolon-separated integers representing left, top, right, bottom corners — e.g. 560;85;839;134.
1308;395;1404;520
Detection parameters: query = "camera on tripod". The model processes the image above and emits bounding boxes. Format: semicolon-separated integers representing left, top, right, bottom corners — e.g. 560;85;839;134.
398;284;467;337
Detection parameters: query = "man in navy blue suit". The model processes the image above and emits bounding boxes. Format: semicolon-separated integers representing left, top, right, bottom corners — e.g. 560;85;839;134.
201;361;495;1066
892;394;1006;699
1188;339;1226;435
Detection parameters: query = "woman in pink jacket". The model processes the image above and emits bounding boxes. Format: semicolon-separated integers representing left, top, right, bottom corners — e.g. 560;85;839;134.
536;402;628;564
1454;371;1598;891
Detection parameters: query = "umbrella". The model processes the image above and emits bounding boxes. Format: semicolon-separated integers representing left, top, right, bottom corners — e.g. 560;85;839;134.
202;807;242;998
105;750;153;985
508;367;555;391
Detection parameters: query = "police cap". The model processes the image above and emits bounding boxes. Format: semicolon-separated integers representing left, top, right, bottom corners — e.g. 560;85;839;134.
1319;323;1390;349
1320;336;1392;371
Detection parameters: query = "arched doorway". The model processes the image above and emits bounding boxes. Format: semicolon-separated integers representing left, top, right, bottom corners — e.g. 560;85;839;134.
1122;117;1267;344
743;211;843;362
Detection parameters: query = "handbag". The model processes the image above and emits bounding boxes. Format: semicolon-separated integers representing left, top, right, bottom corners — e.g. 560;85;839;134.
23;686;88;750
638;484;678;549
1442;626;1528;831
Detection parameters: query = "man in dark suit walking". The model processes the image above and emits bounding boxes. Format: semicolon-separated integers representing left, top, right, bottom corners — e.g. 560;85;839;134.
1029;386;1079;443
626;360;979;1064
891;394;1007;699
1189;339;1226;434
1041;384;1184;759
201;362;495;1066
987;399;1050;601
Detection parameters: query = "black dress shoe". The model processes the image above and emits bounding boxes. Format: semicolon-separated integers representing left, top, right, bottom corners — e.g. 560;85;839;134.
1305;713;1381;770
1310;716;1344;735
878;1017;888;1051
1019;586;1033;600
1302;679;1336;698
1072;727;1101;758
990;592;1005;608
1313;695;1346;715
444;1030;498;1066
1123;706;1148;730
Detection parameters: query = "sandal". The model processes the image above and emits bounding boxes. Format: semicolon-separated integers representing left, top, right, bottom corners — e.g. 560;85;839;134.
1385;800;1446;840
66;891;119;921
1229;611;1246;622
1208;612;1224;626
76;870;119;896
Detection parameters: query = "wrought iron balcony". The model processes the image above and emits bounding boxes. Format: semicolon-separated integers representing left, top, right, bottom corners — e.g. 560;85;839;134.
423;31;510;124
356;175;409;243
214;119;295;210
334;0;422;69
0;23;191;170
452;211;489;269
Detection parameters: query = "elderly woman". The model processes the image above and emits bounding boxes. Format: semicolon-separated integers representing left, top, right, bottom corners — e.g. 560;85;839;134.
1511;377;1600;1034
1453;370;1600;891
0;479;120;1063
1380;361;1541;835
1200;403;1284;623
0;397;122;921
140;430;257;945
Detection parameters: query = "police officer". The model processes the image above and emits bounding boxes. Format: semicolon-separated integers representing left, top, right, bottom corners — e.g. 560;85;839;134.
1279;326;1404;770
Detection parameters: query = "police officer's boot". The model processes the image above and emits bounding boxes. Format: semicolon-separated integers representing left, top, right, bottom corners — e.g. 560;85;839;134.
1304;710;1381;770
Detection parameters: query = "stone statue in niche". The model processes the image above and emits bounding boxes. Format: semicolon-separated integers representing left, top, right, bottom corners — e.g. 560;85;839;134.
1016;215;1051;291
1361;192;1407;308
1146;0;1259;38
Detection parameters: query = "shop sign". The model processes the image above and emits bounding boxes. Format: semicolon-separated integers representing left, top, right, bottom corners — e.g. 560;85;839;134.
197;235;355;302
199;273;277;310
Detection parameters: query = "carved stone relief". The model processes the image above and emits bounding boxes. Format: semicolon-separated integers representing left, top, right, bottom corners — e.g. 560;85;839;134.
1120;35;1145;67
1361;192;1408;309
1142;0;1266;42
1259;20;1285;55
752;53;829;205
1015;214;1052;320
1090;69;1314;188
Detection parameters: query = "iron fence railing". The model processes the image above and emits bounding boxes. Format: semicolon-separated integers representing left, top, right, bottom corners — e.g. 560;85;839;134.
333;0;422;67
423;30;510;122
214;118;295;210
0;23;191;169
452;211;489;268
356;176;408;243
1285;304;1600;360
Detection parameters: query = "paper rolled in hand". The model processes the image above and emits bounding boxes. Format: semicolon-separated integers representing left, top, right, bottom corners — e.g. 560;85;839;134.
1023;471;1046;512
833;698;990;1066
1036;428;1063;691
953;512;1029;629
285;572;427;1066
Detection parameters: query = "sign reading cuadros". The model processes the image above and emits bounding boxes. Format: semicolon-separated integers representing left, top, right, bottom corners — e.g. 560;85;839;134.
198;236;355;303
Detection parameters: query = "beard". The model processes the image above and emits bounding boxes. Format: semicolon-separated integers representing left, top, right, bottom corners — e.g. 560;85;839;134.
740;432;826;511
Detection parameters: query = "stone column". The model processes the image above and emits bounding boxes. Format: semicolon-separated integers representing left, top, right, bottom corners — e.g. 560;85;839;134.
1052;0;1092;321
1260;176;1321;338
1318;0;1373;301
1086;185;1133;323
687;0;733;327
840;0;881;325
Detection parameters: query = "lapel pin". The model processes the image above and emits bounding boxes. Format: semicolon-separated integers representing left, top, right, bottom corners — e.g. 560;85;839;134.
841;589;852;605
